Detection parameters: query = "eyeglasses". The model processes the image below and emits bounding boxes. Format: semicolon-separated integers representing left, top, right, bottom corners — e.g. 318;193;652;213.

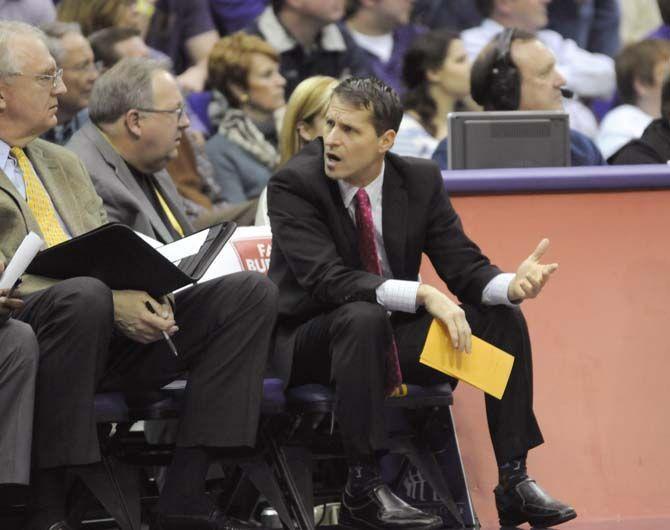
2;68;64;89
136;104;186;121
64;60;104;73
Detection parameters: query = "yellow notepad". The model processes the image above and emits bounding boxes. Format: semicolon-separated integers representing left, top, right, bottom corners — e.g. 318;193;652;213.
419;319;514;400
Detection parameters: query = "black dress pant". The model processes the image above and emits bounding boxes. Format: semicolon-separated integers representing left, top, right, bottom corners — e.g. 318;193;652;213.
17;272;277;469
289;301;543;465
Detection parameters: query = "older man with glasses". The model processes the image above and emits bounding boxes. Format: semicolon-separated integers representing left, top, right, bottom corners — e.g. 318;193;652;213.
40;21;101;145
0;22;277;530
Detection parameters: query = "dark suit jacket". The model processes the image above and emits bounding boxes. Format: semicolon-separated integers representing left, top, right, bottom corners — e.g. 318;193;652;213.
67;121;193;244
267;139;502;382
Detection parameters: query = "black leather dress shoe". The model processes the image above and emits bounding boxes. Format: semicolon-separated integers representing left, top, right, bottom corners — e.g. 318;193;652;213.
495;478;577;528
153;509;266;530
340;484;443;529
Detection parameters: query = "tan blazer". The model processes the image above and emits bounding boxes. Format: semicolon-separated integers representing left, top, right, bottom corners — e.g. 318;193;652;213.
0;138;107;296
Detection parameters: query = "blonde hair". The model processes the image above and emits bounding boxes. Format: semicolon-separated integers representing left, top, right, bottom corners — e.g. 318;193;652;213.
207;32;279;108
279;76;338;165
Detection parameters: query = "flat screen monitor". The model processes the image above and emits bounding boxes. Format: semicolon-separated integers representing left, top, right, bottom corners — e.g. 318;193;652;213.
447;110;570;170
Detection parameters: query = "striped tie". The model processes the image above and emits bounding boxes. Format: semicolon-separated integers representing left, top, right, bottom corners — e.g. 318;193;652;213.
11;147;68;247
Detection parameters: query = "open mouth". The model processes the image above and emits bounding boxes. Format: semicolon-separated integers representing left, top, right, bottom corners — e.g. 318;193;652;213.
326;153;341;163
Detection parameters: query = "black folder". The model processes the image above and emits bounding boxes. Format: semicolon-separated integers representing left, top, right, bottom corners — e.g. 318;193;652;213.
27;222;237;298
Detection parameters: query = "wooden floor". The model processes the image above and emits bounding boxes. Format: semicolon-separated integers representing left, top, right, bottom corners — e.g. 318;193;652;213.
479;519;670;530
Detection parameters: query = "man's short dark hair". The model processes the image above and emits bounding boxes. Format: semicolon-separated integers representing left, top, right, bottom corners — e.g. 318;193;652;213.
616;39;670;106
659;0;670;25
470;28;537;110
475;0;494;17
331;77;403;135
88;26;142;69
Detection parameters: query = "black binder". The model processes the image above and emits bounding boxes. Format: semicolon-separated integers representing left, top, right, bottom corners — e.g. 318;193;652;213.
27;222;237;298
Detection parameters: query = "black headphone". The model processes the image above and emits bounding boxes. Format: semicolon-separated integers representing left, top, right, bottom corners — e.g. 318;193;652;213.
472;27;574;110
488;27;522;111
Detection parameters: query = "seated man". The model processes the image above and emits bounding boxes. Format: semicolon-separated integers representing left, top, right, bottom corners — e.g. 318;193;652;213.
40;21;99;145
268;76;576;529
88;26;151;71
432;28;605;170
0;21;276;530
610;75;670;164
463;0;616;137
596;39;670;159
246;0;370;96
0;262;38;491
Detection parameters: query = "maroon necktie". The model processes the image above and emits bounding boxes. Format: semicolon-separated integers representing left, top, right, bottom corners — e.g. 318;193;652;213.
355;188;403;395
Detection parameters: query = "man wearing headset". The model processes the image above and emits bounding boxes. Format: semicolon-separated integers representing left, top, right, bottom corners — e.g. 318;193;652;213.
433;28;605;170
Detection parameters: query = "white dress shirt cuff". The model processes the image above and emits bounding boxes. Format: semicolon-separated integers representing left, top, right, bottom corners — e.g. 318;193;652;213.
481;273;517;307
376;279;421;313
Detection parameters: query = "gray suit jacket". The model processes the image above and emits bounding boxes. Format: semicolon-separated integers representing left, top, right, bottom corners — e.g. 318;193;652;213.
67;121;193;244
0;138;107;296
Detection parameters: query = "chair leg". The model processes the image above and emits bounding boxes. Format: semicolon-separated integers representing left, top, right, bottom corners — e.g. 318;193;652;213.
262;430;315;530
70;456;141;530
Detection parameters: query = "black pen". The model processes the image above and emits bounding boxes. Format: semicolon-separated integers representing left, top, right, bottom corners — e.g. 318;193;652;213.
144;300;179;357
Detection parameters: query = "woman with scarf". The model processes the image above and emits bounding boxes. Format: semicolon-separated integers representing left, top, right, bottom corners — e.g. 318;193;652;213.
205;32;286;204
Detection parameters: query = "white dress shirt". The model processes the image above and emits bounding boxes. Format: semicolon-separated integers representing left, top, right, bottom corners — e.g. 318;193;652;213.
0;138;71;237
391;113;441;159
337;162;516;313
461;18;616;99
596;104;653;159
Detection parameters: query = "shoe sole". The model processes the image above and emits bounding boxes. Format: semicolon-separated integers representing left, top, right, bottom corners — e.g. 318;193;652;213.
500;509;577;528
340;512;443;530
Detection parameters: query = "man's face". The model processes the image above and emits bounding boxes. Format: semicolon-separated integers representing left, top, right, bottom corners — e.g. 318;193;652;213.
372;0;415;27
513;39;566;111
60;32;99;115
323;94;394;186
503;0;550;32
290;0;346;24
113;36;151;61
136;70;190;172
0;34;66;140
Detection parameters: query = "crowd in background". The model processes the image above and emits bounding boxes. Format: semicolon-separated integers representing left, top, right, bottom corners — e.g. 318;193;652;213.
0;0;669;228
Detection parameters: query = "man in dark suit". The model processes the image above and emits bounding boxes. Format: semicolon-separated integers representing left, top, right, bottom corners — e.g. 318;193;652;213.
268;77;576;529
0;23;276;530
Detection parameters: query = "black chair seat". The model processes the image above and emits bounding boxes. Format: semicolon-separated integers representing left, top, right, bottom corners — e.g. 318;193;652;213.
94;378;287;424
285;382;453;414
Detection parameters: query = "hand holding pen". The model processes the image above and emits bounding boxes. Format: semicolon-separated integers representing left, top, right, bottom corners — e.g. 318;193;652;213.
145;299;179;357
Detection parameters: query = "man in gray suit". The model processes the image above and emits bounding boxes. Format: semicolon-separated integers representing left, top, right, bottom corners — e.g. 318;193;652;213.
0;262;38;489
67;58;192;244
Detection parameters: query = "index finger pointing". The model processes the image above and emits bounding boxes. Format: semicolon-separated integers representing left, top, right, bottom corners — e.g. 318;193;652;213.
529;238;550;261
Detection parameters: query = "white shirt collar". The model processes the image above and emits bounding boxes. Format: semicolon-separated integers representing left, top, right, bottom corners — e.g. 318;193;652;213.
0;137;11;169
482;18;505;34
337;161;385;210
257;6;347;54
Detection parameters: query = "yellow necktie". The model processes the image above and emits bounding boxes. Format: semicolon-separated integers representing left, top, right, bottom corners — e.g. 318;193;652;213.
11;147;68;247
154;185;184;238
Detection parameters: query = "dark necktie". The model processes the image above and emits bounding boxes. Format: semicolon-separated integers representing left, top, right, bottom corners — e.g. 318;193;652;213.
355;188;403;395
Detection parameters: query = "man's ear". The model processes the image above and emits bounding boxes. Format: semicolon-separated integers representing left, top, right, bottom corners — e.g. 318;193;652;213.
125;109;142;138
0;85;8;113
378;129;396;154
633;77;651;98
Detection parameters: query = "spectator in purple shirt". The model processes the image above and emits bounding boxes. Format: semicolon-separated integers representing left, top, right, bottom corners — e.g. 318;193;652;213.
145;0;220;92
210;0;268;34
344;0;424;95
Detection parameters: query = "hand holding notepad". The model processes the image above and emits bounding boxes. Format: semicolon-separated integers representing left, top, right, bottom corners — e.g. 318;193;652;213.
420;319;514;399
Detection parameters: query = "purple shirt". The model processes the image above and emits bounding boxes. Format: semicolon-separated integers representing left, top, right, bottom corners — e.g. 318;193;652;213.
344;24;424;95
145;0;216;74
211;0;267;34
647;25;670;41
